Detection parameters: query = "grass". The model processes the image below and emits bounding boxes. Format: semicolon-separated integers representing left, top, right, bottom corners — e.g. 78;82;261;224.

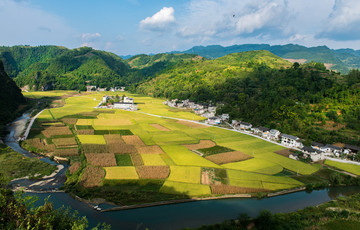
160;181;211;196
141;154;167;166
325;159;360;176
115;154;133;166
104;166;139;180
167;166;201;184
77;135;106;144
222;158;283;175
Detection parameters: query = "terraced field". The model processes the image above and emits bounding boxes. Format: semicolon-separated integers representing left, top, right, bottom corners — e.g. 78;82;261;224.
25;91;327;199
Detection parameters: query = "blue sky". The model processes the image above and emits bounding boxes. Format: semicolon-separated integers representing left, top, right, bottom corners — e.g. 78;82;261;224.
1;0;360;55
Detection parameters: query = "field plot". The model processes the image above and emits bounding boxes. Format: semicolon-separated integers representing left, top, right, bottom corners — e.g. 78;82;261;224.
80;166;105;187
54;148;78;157
184;140;216;150
42;126;72;138
77;129;95;135
325;160;360;176
136;145;164;154
86;153;117;167
177;120;208;128
161;145;220;168
227;170;303;190
211;185;268;194
167;166;201;184
130;153;144;166
115;154;133;166
82;144;109;153
122;135;145;146
104;166;139;180
152;133;198;145
257;152;318;175
37;109;54;121
205;151;252;165
198;145;234;156
150;124;170;131
104;134;124;144
141;154;167;166
222;158;283;175
76;119;94;126
136;166;170;179
78;135;106;144
61;118;78;125
108;143;137;154
160;181;211;196
52;137;77;147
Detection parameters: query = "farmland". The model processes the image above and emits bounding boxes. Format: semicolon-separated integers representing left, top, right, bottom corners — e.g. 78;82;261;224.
22;90;347;205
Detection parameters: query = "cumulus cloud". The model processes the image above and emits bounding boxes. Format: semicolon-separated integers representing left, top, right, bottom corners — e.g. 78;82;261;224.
317;0;360;40
0;0;75;46
177;0;290;41
81;32;102;41
140;7;175;31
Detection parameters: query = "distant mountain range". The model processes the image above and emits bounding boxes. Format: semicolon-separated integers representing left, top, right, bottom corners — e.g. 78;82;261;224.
121;44;360;74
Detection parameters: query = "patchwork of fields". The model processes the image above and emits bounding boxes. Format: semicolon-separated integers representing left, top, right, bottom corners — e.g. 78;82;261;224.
24;91;334;198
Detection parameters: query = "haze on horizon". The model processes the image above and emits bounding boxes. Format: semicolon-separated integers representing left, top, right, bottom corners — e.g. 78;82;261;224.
1;0;360;55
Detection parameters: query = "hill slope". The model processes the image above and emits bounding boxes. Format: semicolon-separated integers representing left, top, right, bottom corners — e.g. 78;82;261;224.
174;44;360;73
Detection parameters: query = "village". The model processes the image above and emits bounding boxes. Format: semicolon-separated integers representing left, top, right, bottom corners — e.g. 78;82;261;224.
164;99;360;164
96;95;138;111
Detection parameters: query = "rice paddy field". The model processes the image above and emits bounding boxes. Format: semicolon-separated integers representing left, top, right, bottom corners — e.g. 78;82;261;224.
24;90;336;199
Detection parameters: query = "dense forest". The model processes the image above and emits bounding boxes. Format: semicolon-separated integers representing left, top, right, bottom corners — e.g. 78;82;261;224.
136;51;360;145
0;60;26;134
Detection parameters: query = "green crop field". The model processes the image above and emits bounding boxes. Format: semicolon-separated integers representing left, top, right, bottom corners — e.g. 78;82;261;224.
167;166;201;184
160;181;211;196
25;91;323;199
325;160;360;176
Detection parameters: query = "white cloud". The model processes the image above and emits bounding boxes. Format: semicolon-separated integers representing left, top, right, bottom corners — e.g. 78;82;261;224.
140;7;175;31
317;0;360;40
0;0;75;46
81;32;102;41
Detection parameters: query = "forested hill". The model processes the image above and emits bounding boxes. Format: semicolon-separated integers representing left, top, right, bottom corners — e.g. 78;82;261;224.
0;60;26;131
0;46;136;90
173;44;360;74
136;51;360;145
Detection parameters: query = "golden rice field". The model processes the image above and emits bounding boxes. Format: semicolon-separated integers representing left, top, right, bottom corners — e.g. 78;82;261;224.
24;91;337;198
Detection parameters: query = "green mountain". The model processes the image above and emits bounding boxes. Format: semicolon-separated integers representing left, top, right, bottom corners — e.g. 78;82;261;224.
0;46;135;90
0;60;26;132
174;44;360;74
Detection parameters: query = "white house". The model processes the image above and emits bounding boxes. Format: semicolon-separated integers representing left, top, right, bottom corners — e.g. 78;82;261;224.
239;122;252;130
201;112;215;118
269;129;281;141
124;97;134;103
220;114;230;121
311;142;325;151
281;134;303;148
302;146;324;161
113;102;138;111
206;117;221;125
321;144;342;157
102;95;110;103
208;106;217;113
253;127;270;138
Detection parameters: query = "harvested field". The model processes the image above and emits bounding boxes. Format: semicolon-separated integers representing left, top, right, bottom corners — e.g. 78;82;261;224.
85;153;117;167
42;126;72;138
122;135;145;146
184;140;216;150
177;120;207;128
54;148;78;157
104;166;139;180
52;137;77;147
25;138;48;150
77;129;94;135
108;143;137;154
150;124;170;131
69;162;81;174
275;149;294;157
82;144;109;154
104;134;125;144
80;166;105;187
130;153;143;166
210;185;269;194
61;118;78;125
78;135;106;144
205;151;253;164
136;166;170;179
136;145;164;154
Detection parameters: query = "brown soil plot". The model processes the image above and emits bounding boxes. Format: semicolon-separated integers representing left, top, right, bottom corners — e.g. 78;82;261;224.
42;126;72;138
184;140;216;150
130;153;143;166
122;135;145;146
52;137;77;147
85;153;117;167
61;118;78;125
205;151;253;164
108;143;137;154
80;166;105;187
77;129;94;135
104;134;125;144
69;162;81;174
177;120;207;128
136;166;170;179
82;144;109;154
54;148;78;157
136;145;164;154
150;124;170;131
275;149;294;157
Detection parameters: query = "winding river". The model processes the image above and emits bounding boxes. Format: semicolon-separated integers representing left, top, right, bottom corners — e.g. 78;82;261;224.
5;113;360;230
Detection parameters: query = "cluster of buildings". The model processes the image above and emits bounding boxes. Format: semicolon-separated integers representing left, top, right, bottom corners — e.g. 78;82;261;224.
96;95;137;111
163;99;229;125
86;85;125;92
231;120;360;162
